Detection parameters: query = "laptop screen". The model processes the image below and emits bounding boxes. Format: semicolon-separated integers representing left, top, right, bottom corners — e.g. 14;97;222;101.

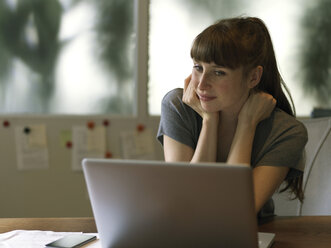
83;158;259;248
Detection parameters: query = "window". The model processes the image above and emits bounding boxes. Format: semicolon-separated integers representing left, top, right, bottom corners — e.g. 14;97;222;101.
0;0;135;114
1;0;330;116
148;0;331;116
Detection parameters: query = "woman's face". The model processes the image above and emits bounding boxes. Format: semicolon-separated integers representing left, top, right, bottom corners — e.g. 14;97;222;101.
191;60;251;114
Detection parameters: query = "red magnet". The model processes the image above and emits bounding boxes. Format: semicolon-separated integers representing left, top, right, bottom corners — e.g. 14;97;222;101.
137;124;145;132
87;121;95;129
103;119;110;127
105;151;113;158
3;120;10;127
66;141;73;148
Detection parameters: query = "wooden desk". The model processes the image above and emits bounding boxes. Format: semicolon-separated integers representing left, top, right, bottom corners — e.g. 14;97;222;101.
1;216;331;247
259;216;331;248
0;217;97;233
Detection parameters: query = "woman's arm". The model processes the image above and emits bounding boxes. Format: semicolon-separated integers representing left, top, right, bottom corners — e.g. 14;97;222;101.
163;75;219;163
164;114;219;162
163;135;194;162
227;91;276;165
253;165;289;213
227;116;289;214
227;91;283;213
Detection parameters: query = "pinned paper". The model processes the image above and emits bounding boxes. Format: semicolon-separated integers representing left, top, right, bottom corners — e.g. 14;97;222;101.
59;130;72;147
14;124;49;170
120;128;155;159
87;126;106;151
72;125;106;170
28;125;47;147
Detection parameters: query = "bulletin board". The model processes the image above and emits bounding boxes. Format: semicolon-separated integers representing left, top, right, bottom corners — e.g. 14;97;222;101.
0;115;163;217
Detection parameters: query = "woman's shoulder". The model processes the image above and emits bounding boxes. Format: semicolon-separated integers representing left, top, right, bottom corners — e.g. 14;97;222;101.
271;108;308;138
161;88;188;113
162;88;183;104
161;87;201;124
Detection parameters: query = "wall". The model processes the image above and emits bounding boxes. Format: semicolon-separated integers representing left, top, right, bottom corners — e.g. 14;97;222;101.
0;1;154;218
0;115;163;217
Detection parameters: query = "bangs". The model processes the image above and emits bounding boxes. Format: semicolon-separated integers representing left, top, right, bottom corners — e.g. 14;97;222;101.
190;25;241;69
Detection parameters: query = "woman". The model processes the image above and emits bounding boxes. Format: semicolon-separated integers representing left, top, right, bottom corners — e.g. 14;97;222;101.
157;17;308;218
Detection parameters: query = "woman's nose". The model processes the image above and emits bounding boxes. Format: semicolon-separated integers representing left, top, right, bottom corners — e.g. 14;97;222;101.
198;73;210;90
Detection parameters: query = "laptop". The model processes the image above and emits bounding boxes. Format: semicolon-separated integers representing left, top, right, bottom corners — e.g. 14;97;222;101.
83;158;275;248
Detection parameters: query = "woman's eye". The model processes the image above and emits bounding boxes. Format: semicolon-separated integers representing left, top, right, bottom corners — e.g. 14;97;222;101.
193;65;203;72
215;70;226;76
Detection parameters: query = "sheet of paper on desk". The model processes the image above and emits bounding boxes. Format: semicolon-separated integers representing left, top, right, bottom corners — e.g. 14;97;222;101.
72;126;106;171
14;125;49;170
0;230;100;248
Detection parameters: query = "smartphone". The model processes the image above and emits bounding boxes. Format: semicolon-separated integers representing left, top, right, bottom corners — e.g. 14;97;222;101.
45;234;97;248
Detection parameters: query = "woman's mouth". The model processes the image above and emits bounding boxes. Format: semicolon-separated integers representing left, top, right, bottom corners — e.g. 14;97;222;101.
197;93;216;102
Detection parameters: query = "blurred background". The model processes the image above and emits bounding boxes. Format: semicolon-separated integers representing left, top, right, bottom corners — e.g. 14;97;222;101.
0;0;330;116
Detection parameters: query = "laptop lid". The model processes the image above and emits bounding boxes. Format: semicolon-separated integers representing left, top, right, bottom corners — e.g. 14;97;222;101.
83;158;259;248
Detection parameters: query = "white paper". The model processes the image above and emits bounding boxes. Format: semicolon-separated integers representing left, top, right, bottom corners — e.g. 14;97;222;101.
14;125;49;170
120;128;155;159
72;126;106;171
87;126;106;151
0;230;100;248
28;125;47;147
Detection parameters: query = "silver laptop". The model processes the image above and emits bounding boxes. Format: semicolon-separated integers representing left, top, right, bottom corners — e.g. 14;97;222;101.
83;158;274;248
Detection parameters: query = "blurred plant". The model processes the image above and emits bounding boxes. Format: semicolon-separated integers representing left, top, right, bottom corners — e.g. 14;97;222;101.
93;0;134;114
0;0;134;114
183;0;243;19
300;0;331;107
0;0;63;112
0;1;12;82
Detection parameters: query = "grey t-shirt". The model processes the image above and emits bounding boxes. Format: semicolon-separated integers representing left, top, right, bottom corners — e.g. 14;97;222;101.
157;88;308;217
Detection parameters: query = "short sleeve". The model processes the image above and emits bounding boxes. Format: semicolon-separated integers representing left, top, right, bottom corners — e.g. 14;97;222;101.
157;88;202;149
253;110;308;179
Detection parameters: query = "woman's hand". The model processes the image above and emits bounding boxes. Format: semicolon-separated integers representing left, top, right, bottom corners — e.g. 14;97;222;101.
238;91;276;127
182;75;218;121
227;91;276;166
181;74;219;162
182;75;203;116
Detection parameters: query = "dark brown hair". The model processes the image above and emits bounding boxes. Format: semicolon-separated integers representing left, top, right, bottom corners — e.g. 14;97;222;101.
191;17;304;202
